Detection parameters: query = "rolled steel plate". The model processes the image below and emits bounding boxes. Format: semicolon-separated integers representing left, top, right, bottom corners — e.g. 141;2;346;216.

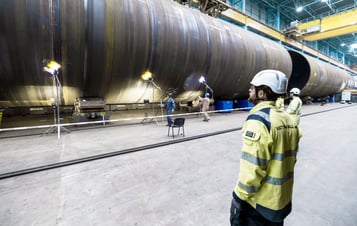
288;51;352;98
61;0;293;103
0;0;292;107
0;0;54;106
8;0;357;107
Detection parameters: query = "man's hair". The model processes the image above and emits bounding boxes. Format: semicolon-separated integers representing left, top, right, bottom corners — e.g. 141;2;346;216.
256;85;281;101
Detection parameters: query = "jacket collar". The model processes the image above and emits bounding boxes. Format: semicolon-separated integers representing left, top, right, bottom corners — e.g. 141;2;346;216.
249;101;275;114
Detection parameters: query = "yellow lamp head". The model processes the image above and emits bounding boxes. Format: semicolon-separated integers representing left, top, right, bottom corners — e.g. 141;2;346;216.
141;70;153;81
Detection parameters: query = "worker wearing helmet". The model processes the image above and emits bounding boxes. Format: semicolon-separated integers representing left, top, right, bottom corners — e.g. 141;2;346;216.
199;92;212;121
275;96;285;111
287;88;302;125
230;70;302;226
164;93;175;126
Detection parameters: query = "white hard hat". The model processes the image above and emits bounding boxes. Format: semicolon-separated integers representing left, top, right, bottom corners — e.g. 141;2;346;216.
290;88;301;95
250;69;288;94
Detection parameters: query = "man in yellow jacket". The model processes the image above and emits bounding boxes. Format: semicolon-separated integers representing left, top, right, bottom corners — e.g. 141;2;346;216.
286;88;302;125
230;70;302;226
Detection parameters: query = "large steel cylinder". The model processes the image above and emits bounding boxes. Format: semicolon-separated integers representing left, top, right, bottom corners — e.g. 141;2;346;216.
0;0;292;107
288;51;351;98
0;0;54;107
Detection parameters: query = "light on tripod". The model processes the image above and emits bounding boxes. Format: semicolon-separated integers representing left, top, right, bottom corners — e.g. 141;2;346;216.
42;60;66;139
43;60;61;75
141;70;153;81
140;70;164;125
199;75;213;94
199;76;206;84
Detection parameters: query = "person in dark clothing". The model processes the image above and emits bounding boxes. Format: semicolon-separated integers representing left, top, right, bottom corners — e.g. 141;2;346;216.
164;93;175;126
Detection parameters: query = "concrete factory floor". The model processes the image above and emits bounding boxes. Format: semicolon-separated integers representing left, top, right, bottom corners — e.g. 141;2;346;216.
0;103;356;226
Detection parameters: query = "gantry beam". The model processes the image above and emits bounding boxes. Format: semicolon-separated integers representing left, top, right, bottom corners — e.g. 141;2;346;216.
297;8;357;41
220;8;355;73
222;9;285;40
187;0;356;73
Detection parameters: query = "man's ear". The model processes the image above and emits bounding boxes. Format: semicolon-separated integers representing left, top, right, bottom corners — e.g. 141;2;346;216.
257;89;266;99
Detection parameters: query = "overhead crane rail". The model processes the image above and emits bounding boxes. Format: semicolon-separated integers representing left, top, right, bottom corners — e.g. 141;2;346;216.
286;8;357;41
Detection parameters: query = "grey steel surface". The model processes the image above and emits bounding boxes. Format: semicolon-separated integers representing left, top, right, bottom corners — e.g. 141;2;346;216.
1;0;355;109
0;103;356;225
288;51;353;97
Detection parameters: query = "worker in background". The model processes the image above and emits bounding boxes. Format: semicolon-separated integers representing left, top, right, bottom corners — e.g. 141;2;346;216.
199;92;212;121
303;96;313;105
164;93;175;126
230;69;302;226
286;88;302;125
275;96;285;110
320;96;330;106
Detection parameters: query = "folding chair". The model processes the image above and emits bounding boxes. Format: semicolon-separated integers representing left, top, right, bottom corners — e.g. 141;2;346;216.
168;118;185;138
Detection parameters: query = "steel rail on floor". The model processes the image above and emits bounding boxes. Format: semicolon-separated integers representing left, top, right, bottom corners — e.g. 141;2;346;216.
0;104;355;180
0;127;241;180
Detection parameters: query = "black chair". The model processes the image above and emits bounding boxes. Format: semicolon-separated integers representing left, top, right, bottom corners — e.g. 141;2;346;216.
168;118;185;138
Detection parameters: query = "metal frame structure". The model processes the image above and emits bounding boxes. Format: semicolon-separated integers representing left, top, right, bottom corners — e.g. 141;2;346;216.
43;61;70;139
141;71;164;125
181;0;357;67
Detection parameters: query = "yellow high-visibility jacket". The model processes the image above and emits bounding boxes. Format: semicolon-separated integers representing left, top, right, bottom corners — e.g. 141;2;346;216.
275;97;284;110
234;101;302;222
287;96;302;125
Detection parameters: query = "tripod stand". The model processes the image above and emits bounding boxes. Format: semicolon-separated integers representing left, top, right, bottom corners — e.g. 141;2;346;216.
43;102;70;138
42;61;70;139
141;79;163;125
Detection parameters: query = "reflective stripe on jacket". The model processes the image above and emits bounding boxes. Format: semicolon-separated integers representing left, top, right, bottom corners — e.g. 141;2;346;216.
234;101;302;222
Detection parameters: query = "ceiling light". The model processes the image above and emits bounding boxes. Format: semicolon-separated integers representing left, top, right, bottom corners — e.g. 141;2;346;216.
296;6;303;12
350;43;357;49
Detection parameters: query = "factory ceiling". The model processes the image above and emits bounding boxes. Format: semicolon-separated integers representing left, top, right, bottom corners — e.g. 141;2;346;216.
272;0;355;22
265;0;357;61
